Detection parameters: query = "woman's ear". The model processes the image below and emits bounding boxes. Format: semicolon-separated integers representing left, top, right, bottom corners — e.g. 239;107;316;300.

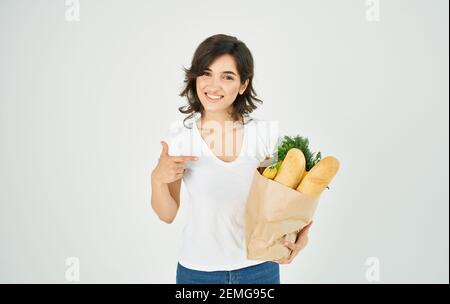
239;79;249;95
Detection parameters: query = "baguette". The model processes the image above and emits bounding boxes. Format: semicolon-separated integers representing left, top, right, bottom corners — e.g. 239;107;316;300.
273;148;306;189
296;156;340;196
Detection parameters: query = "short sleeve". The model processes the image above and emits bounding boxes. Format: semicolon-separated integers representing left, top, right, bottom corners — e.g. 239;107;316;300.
266;121;280;158
250;118;281;164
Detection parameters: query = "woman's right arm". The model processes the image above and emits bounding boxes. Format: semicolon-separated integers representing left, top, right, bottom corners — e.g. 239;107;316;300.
151;175;179;224
150;141;198;224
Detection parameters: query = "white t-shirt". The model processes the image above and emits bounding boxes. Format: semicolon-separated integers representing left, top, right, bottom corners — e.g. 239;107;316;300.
162;113;280;271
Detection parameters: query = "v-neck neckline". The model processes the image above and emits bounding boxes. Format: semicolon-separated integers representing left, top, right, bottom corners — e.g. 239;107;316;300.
193;115;247;167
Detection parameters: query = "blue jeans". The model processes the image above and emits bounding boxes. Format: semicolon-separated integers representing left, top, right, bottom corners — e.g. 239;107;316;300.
176;261;280;284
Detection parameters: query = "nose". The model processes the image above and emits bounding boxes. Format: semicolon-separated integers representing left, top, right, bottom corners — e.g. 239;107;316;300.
205;75;222;92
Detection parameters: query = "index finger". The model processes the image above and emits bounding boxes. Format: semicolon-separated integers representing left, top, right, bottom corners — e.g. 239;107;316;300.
171;155;199;162
300;222;313;234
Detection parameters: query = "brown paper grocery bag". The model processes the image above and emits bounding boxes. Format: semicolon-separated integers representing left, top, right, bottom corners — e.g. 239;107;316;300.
245;168;320;261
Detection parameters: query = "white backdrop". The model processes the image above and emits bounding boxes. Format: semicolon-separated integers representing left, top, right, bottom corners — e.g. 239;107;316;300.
0;0;448;283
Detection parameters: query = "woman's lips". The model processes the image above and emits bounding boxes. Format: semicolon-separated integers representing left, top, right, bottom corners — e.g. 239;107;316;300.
205;92;224;102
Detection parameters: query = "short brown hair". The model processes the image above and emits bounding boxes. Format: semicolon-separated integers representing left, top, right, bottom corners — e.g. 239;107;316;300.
179;34;263;128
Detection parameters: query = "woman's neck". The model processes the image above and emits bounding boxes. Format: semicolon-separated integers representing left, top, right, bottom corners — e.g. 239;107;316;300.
199;111;243;131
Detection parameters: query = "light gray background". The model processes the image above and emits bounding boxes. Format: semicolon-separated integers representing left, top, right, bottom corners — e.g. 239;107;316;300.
0;0;448;283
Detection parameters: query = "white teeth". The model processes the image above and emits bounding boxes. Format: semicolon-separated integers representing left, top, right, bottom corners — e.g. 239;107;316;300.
206;93;223;100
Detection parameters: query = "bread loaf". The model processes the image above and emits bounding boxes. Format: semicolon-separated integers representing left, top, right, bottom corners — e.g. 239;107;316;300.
296;156;340;197
273;148;306;189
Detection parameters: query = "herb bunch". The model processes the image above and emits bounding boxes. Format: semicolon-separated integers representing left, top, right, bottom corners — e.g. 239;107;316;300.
272;135;322;171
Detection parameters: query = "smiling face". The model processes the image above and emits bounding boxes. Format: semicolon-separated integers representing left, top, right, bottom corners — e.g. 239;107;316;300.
196;54;249;118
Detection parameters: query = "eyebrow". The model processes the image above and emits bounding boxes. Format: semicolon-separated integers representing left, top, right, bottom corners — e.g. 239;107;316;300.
205;68;237;76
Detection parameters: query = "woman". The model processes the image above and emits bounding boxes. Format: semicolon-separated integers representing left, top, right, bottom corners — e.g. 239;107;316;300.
151;34;312;284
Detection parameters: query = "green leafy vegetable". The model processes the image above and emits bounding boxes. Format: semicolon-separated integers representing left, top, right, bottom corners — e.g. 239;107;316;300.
272;135;322;171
